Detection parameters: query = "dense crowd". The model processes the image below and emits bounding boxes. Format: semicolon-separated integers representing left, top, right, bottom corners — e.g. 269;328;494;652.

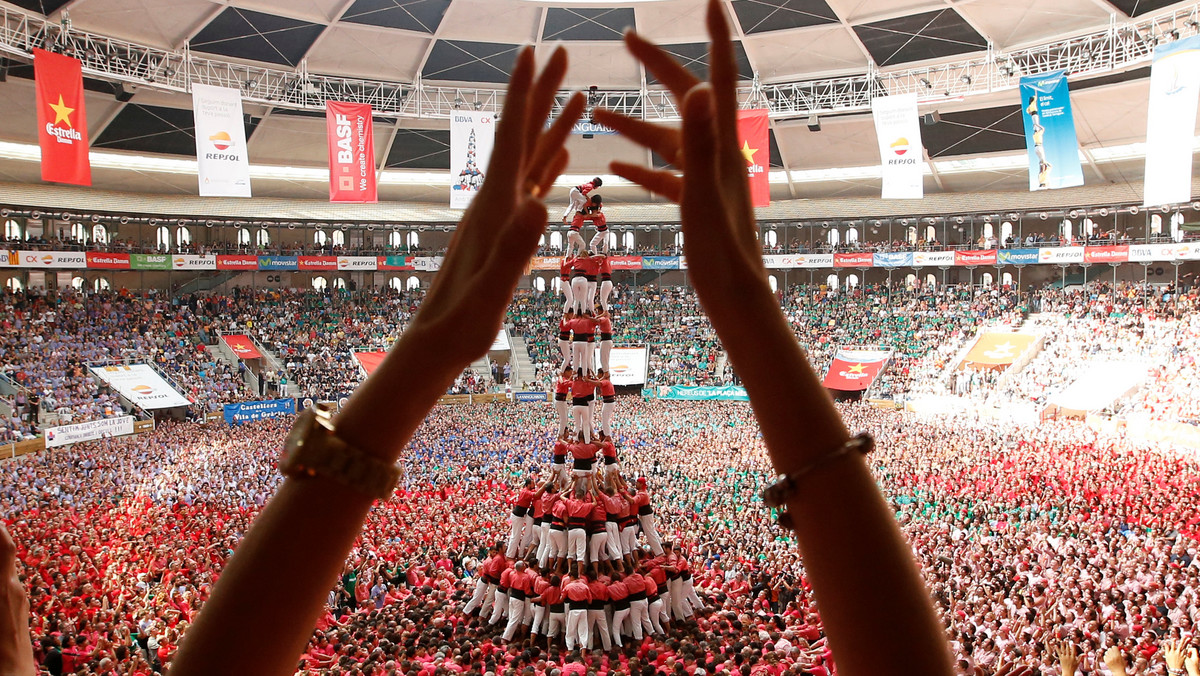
2;398;1197;675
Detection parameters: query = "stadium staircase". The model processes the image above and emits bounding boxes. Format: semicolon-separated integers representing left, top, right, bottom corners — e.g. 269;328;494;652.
713;351;728;382
508;331;538;390
468;355;494;390
174;271;239;295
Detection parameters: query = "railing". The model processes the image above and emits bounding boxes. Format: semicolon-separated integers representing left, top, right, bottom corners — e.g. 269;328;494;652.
0;2;1194;119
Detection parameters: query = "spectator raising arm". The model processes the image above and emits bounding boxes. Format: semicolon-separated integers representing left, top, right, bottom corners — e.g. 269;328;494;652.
168;46;585;676
593;2;953;674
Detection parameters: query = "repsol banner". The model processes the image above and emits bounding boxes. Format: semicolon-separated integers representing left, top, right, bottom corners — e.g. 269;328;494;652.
223;398;296;425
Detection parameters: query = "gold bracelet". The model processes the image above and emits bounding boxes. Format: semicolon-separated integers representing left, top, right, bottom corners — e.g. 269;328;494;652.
761;432;875;530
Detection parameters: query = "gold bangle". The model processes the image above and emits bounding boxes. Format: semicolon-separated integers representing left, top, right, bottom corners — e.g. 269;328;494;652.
761;432;875;530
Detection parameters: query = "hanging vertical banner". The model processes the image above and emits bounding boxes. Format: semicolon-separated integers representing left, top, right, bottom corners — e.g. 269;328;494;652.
34;49;92;186
736;109;770;208
449;111;494;209
191;83;252;197
325;101;377;203
1144;35;1200;207
870;94;923;199
1019;70;1084;191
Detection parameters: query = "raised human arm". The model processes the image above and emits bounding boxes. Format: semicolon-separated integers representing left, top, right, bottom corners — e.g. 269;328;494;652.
169;47;584;676
591;3;952;674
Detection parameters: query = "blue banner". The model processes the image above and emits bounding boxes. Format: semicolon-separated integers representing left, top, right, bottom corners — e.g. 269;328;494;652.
999;248;1040;265
257;256;298;270
642;256;680;270
514;391;548;402
223;398;296;425
658;385;749;401
873;252;914;268
1019;70;1084;191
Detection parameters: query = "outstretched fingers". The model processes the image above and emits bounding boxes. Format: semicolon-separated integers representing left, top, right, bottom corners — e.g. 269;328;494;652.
678;85;733;257
609;162;682;204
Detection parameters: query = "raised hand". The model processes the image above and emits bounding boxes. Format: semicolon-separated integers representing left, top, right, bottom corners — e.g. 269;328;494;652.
1053;640;1079;675
1102;645;1127;676
0;523;35;676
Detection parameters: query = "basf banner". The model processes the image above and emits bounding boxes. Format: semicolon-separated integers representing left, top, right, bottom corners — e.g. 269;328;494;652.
1019;70;1084;191
1144;35;1200;207
736;109;771;207
90;364;191;409
871;94;924;199
822;348;891;392
603;346;648;386
223;398;295;425
326;101;377;203
192;83;252;197
45;415;134;448
450;111;494;209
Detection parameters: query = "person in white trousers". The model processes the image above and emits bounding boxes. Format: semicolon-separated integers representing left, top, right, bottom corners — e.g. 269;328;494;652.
500;561;531;642
487;565;513;625
557;314;574;370
596;370;616;438
559;256;575;314
585;571;613;651
633;478;664;557
561;177;602;223
595;313;614;374
562;576;592;652
505;478;540;559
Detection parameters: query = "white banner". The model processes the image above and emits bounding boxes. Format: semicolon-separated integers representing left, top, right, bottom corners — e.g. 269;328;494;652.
797;254;834;269
45;415;135;448
90;364;191;409
915;251;955;267
171;254;217;270
1038;246;1085;264
449;112;494;209
598;346;649;386
490;329;510;352
337;256;378;271
1128;242;1200;262
410;256;444;272
192;83;252;197
14;251;87;268
871;94;924;199
1144;35;1200;207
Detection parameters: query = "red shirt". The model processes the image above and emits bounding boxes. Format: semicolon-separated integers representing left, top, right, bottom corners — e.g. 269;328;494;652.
570;379;596;399
510;569;534;594
560;257;574;280
570;441;598;460
588;579;609;603
569;316;594;338
624;575;646;595
594;316;612;335
514;487;536;509
541;585;564;606
566;497;594;520
607;580;629;601
563;580;593;603
579;257;601;276
599;380;616;397
599;257;612;275
600;440;617;459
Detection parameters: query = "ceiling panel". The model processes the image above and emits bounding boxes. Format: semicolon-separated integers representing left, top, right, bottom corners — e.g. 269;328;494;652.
774;114;879;169
305;23;429;80
435;0;540;43
956;0;1111;50
542;42;643;89
922;105;1025;158
385;128;450;169
542;7;636;41
1104;0;1181;17
66;0;219;50
4;0;73;14
420;39;521;84
731;0;839;34
92;103;260;156
340;0;452;33
648;41;754;84
191;7;324;67
743;25;870;80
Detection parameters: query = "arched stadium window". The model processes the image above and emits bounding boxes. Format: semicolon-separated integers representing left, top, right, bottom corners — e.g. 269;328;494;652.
1000;221;1013;244
925;225;936;243
549;231;563;251
1171;212;1185;242
176;226;192;246
71;222;87;243
622;231;635;251
906;273;917;287
825;273;838;289
333;277;346;290
256;228;270;247
767;275;778;293
389;231;403;249
389;276;403;291
6;277;23;292
1060;219;1073;240
551;277;562;292
1002;272;1014;288
981;272;994;288
533;277;546;292
237;228;251;246
606;232;618;250
94;277;110;292
1151;214;1163;235
673;232;684;248
407;232;419;249
764;230;777;248
406;276;420;290
1083;218;1095;238
92;224;108;244
331;230;345;248
982;222;994;242
845;274;859;290
312;276;328;291
827;230;840;247
71;276;85;290
314;230;328;246
926;273;937;287
3;219;20;240
156;226;170;252
907;226;917;244
846;228;858;244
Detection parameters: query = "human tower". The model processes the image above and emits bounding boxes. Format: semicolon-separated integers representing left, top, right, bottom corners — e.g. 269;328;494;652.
460;181;705;653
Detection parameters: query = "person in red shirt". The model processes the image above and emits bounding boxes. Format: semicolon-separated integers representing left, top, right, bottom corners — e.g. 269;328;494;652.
578;253;603;315
570;372;597;443
529;573;562;647
584;565;613;651
569;310;598;376
551;427;571;486
569;433;598;481
561;177;602;223
600;482;626;564
597;256;615;312
535;485;560;569
527;567;551;640
506;478;539;559
633;478;663;556
586;482;610;565
488;560;515;626
463;545;502;617
607;571;631;647
562;573;593;652
622;567;651;643
557;312;575;371
588;198;612;255
553;372;574;444
559;256;576;315
641;569;666;636
501;561;533;643
594;312;614;373
564;482;594;567
596;369;617;438
548;489;569;573
568;194;604;259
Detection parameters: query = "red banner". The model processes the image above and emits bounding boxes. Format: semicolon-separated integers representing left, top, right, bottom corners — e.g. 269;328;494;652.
326;101;377;203
737;109;770;208
35;49;91;186
955;250;998;266
85;252;130;269
216;255;259;270
354;351;387;375
608;256;642;270
376;256;413;271
1084;245;1129;264
222;335;262;360
822;350;890;392
834;253;874;268
298;256;338;271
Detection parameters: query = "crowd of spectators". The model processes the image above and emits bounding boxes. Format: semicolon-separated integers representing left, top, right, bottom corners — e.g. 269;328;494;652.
1;399;1197;675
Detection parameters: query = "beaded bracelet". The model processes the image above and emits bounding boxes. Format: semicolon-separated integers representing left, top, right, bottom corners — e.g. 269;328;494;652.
761;432;875;530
